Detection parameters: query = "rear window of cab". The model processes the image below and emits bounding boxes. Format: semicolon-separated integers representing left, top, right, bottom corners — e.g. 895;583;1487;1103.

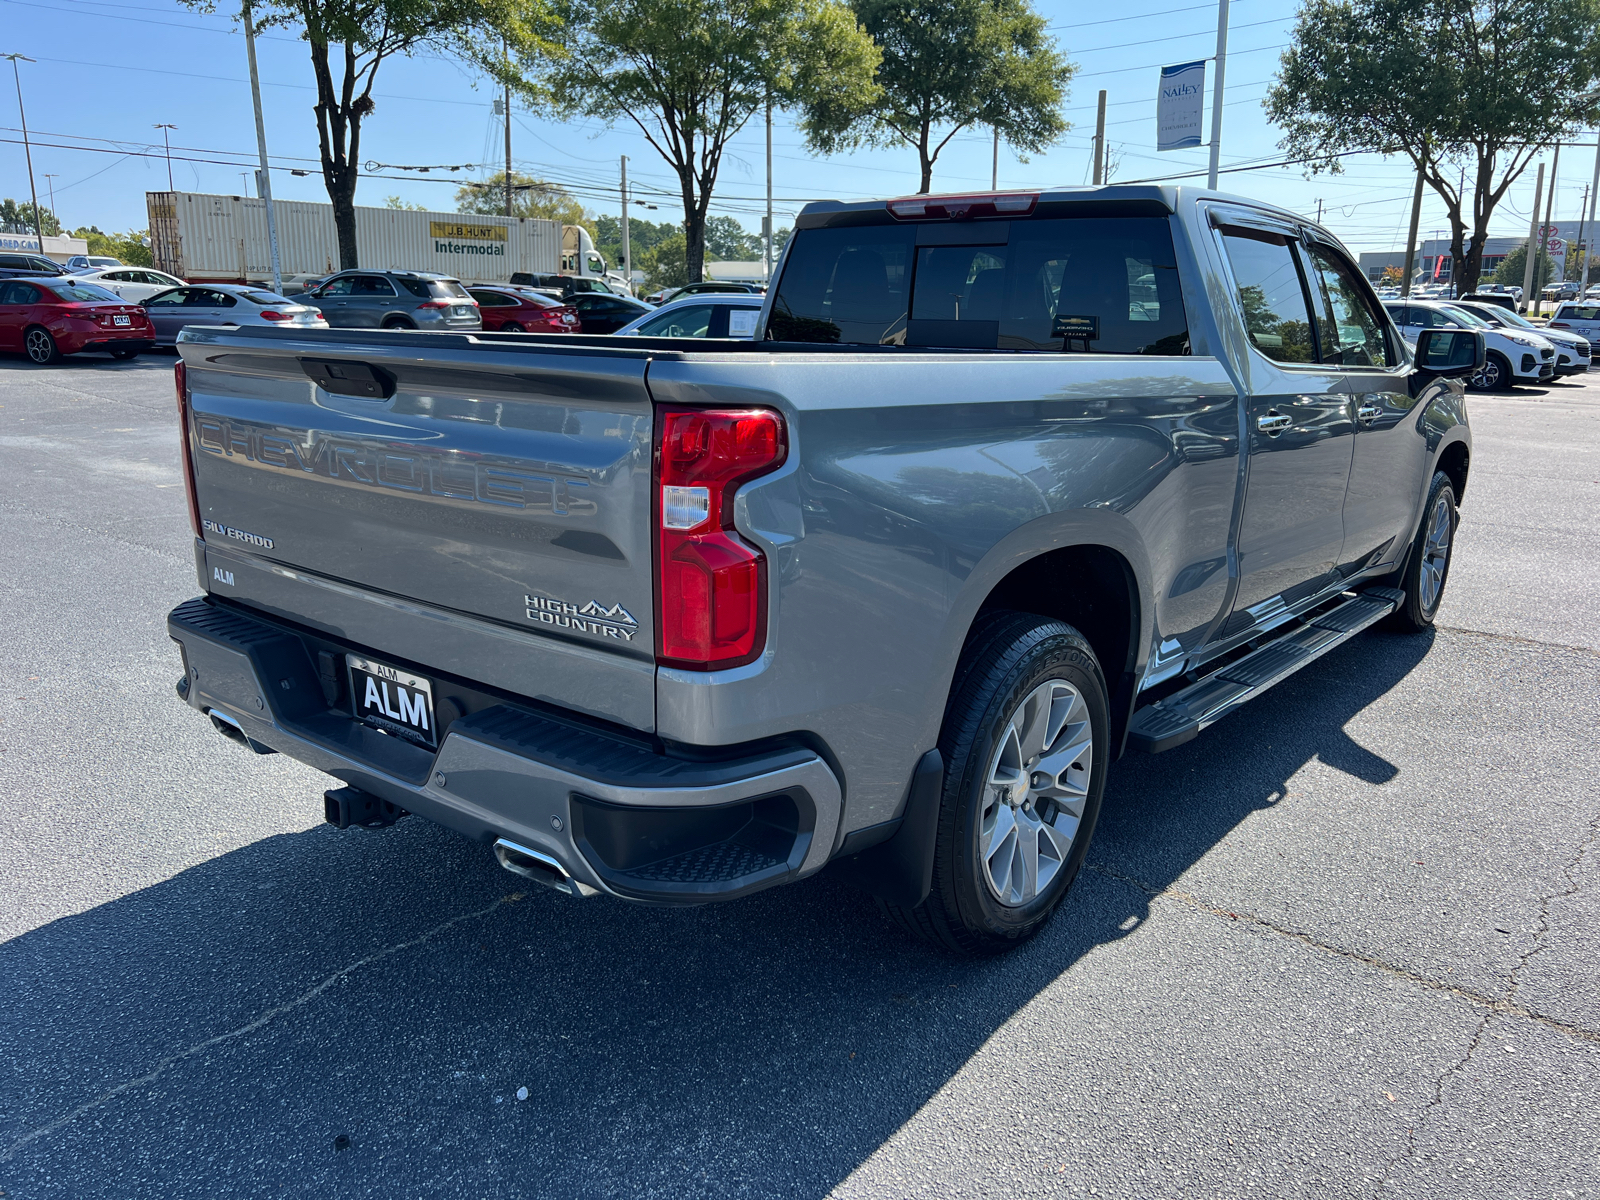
768;216;1189;354
1558;305;1600;320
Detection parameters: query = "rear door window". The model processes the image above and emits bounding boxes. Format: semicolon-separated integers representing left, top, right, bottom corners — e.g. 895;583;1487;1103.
353;275;396;296
1219;227;1315;363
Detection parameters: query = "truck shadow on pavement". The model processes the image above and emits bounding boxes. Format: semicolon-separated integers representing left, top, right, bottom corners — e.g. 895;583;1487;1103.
0;630;1434;1199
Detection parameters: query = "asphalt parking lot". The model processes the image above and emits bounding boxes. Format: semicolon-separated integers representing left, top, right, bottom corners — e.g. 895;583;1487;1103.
1;351;1596;1199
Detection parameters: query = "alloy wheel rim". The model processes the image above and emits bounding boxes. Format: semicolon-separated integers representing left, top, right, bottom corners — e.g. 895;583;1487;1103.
1472;359;1499;388
1419;493;1453;613
979;678;1093;908
26;330;50;362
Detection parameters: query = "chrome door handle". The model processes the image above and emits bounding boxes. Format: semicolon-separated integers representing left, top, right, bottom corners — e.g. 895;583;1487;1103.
1357;403;1381;425
1257;411;1292;436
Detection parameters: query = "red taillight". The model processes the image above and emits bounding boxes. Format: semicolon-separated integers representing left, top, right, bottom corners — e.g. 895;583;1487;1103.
415;300;449;310
259;309;291;321
1549;321;1571;329
175;360;202;539
655;407;786;668
887;192;1038;220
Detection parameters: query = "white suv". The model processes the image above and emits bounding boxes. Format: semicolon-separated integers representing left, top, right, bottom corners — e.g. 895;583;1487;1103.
1548;302;1600;353
1384;299;1555;389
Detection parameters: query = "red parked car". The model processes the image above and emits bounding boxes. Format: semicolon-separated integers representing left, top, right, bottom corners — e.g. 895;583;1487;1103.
0;277;154;363
467;286;582;333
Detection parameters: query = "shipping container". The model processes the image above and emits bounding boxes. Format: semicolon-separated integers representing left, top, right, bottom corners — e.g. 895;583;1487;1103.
146;192;569;286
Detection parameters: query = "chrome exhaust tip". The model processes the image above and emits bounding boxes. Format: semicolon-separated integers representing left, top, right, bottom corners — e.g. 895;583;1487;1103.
206;708;275;755
493;838;594;897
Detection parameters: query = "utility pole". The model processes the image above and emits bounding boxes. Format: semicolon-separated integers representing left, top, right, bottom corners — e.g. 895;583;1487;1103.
1315;198;1323;224
1537;143;1561;315
1092;90;1107;185
992;126;999;190
1401;165;1424;299
1587;134;1600;292
503;40;513;218
43;172;56;218
765;98;774;285
1575;183;1591;301
3;54;43;250
620;155;631;294
1521;162;1544;315
1206;0;1229;189
242;0;280;294
153;122;177;192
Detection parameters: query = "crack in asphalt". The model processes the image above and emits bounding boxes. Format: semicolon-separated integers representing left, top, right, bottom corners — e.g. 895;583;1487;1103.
1433;624;1600;658
1084;862;1600;1047
0;891;525;1165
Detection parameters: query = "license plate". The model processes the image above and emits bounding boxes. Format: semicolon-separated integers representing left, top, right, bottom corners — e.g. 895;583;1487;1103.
348;654;437;749
113;314;131;326
452;306;473;318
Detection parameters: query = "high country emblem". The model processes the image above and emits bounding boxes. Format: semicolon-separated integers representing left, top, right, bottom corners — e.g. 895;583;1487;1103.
525;594;638;642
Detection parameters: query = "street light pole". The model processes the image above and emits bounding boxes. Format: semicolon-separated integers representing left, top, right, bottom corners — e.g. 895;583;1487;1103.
153;123;177;191
3;54;44;251
1206;0;1229;189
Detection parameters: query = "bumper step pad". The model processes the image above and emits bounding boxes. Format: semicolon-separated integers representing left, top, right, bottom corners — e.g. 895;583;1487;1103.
1126;587;1403;753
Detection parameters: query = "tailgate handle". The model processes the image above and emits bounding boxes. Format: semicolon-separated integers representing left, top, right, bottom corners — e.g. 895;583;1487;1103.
299;358;396;400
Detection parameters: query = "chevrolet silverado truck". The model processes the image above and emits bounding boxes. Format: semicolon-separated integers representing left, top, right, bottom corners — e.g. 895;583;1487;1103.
165;186;1480;954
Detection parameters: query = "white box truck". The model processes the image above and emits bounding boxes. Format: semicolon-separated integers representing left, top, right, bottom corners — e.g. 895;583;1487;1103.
146;191;609;288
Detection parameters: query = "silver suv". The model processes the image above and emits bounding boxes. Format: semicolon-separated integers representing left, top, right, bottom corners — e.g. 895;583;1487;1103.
290;270;481;331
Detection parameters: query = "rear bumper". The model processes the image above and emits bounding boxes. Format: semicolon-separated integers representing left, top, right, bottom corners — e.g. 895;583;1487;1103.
167;596;840;903
60;331;154;354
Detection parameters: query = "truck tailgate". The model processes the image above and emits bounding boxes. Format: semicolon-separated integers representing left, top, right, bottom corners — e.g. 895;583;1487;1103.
180;330;657;732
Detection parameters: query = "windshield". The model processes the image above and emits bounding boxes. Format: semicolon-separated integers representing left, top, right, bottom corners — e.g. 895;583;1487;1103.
1490;308;1538;330
44;281;123;303
769;215;1190;353
1438;305;1490;328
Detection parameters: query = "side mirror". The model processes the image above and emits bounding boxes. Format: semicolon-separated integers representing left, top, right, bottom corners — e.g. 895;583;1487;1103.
1413;327;1484;385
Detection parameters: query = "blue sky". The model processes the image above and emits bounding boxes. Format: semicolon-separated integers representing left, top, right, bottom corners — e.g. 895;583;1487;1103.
3;0;1593;255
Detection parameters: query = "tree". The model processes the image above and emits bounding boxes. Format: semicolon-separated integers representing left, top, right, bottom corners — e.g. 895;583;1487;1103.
70;226;154;266
519;0;879;282
384;195;427;209
184;0;557;270
1380;264;1404;285
804;0;1073;194
703;215;762;260
454;171;592;231
1267;0;1600;294
640;230;689;291
1491;242;1554;290
1;199;60;237
593;213;679;277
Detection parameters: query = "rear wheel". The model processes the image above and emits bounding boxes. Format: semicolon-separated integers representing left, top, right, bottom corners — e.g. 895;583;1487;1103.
885;612;1109;955
1387;471;1458;632
501;321;524;332
381;316;416;331
109;347;140;360
24;327;59;365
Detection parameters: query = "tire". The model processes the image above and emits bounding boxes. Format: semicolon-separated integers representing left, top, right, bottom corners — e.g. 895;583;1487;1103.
1386;471;1458;632
501;322;523;333
1469;351;1511;391
381;317;415;331
24;326;60;365
885;612;1110;955
109;347;140;360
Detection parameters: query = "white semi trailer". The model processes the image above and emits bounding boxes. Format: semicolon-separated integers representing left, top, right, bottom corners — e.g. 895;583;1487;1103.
147;191;609;287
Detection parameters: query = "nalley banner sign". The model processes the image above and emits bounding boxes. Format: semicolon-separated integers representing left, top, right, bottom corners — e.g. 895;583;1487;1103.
1158;60;1206;152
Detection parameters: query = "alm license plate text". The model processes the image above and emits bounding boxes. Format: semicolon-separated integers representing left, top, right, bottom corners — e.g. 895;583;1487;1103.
348;655;437;749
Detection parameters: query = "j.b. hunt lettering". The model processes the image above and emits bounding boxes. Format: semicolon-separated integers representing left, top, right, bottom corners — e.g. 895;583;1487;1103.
193;417;594;515
525;594;638;642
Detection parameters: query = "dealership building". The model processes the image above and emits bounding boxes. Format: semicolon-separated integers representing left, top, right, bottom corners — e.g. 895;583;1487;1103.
1358;220;1598;284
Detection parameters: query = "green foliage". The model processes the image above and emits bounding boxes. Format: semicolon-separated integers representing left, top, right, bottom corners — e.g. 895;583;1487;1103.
803;0;1073;193
1;198;61;236
593;213;680;274
640;230;689;291
70;225;154;267
384;195;427;209
703;215;763;260
1266;0;1600;292
453;172;593;233
1491;243;1554;289
181;0;562;268
521;0;879;281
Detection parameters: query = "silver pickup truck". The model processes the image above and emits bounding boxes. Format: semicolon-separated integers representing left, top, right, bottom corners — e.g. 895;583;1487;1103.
166;185;1481;954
